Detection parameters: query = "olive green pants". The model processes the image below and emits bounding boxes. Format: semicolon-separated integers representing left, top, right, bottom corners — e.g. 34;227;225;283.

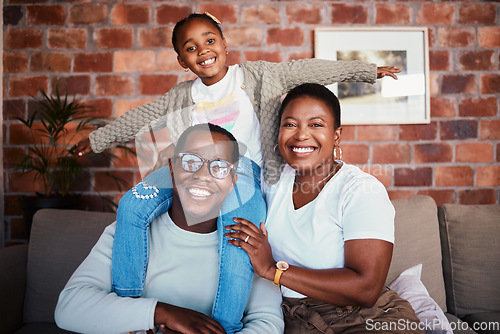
281;289;425;334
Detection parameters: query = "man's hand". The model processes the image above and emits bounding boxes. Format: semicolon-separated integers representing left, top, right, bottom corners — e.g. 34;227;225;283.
154;302;226;334
377;66;401;80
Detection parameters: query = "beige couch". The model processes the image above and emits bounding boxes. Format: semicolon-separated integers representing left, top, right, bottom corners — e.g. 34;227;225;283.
0;196;498;334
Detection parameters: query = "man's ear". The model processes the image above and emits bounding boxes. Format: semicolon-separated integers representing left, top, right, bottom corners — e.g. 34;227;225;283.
177;55;188;70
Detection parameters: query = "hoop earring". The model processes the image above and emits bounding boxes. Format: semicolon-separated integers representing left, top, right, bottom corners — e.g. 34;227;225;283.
273;144;281;157
333;146;343;160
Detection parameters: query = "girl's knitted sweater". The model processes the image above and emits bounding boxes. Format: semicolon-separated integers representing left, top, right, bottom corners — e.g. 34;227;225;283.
89;59;376;184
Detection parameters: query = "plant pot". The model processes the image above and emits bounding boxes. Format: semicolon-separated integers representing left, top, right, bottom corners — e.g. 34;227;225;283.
18;195;81;238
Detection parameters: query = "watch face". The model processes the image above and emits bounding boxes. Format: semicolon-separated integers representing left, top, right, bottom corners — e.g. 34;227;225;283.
277;261;289;271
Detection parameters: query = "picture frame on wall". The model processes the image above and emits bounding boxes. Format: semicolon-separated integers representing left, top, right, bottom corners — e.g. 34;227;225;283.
314;27;430;125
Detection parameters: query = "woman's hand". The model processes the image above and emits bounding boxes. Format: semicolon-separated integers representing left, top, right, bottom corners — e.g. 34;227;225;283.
377;66;401;80
154;302;225;334
74;138;92;157
225;218;276;282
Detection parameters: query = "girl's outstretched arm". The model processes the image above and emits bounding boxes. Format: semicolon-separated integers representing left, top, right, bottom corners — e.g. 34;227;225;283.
377;66;401;80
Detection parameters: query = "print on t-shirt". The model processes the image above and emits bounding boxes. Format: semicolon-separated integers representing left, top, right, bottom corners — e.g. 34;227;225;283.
195;94;240;132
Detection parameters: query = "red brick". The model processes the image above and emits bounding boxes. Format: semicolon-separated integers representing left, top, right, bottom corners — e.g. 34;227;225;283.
8;76;48;98
287;4;322;24
95;28;133;49
429;73;439;96
226;51;241;67
437;27;475;48
399;123;437;141
48;29;86;49
459;50;494;71
198;4;237;24
415;143;452;163
8;123;38;145
225;27;263;47
458;189;496;205
459;97;497;117
436;166;473;187
114;51;155;73
481;74;500;94
157;50;184;72
4;5;23;26
417;189;455;207
95;75;134;96
69;4;107;25
430;97;455;118
478;27;500;48
81;99;113;119
429;50;450;71
360;165;392;188
3;52;28;73
289;51;313;61
244;51;282;63
342;144;369;164
112;146;138;168
375;4;410;25
459;4;496;24
394;167;432;187
417;4;454;25
156;4;191;25
440;120;478;140
267;27;304;47
456;143;493;163
441;74;476;94
50;76;90;96
27;5;65;25
242;5;281;24
94;171;134;191
331;4;368;24
498;144;500;162
30;52;71;72
111;4;150;25
373;144;411;164
139;75;177;95
115;98;155;118
3;99;25;120
74;53;113;73
139;27;174;48
341;126;355;142
480;120;500;140
3;147;25;169
4;29;43;49
357;125;398;141
388;190;415;202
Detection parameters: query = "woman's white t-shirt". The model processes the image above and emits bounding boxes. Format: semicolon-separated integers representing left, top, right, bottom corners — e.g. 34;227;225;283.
264;163;395;298
191;65;262;167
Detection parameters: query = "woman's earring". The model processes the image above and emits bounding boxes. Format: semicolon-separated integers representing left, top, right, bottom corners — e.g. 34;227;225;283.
273;144;281;157
184;68;189;72
333;146;343;160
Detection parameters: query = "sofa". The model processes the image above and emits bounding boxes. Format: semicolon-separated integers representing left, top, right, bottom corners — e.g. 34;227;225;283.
0;195;498;334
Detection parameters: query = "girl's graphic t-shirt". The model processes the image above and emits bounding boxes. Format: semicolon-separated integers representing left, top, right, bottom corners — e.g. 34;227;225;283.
191;65;262;167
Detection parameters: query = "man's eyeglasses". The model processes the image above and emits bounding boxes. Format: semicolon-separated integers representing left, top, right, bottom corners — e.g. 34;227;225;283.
177;153;234;179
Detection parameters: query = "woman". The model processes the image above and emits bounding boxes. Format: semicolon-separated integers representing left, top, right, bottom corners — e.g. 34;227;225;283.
225;83;423;333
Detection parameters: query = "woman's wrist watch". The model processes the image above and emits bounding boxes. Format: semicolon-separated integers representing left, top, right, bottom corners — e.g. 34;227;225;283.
273;260;289;286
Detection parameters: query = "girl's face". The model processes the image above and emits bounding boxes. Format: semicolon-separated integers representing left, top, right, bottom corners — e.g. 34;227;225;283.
278;96;342;173
175;18;228;86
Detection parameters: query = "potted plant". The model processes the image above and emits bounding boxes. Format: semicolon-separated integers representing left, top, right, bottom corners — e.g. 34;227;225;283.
14;88;126;236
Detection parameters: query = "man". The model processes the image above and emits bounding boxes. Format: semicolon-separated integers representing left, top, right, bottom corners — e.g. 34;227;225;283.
55;124;284;334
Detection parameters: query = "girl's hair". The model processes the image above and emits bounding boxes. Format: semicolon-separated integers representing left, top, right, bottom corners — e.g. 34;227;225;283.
174;123;239;165
172;13;224;55
279;83;341;129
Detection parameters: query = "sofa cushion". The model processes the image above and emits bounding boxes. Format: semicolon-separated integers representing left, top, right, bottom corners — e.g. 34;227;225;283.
387;195;447;311
438;204;500;318
23;209;116;324
461;312;500;334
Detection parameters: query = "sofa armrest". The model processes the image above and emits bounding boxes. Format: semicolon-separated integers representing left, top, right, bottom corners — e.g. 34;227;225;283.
0;244;28;334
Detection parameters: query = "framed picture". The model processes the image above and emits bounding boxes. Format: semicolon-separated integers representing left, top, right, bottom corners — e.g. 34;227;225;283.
314;27;430;125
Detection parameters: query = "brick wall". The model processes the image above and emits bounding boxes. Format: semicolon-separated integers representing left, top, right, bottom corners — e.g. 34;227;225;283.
3;1;499;242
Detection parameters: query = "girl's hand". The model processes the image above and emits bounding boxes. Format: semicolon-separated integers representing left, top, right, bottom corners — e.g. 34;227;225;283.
377;66;401;80
74;138;92;157
225;218;276;281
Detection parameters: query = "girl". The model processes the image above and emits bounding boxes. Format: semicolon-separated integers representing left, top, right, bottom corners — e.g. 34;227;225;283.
226;83;424;333
79;13;401;333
